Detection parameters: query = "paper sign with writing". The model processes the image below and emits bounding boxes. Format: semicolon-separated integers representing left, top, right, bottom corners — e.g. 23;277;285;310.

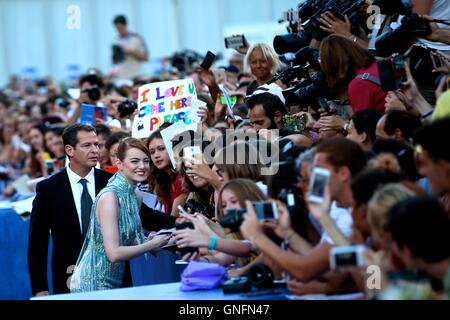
132;79;200;139
160;121;199;169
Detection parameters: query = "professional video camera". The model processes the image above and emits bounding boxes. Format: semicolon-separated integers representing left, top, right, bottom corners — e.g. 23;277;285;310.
270;46;330;110
373;0;450;57
274;0;366;55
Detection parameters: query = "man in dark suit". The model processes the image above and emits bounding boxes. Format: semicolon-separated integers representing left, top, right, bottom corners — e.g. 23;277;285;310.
28;123;177;296
28;124;112;296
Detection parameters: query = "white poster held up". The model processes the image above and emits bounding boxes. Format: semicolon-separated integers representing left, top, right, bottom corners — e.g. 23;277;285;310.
131;79;200;139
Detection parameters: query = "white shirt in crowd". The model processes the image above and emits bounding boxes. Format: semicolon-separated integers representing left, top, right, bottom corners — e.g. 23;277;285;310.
66;165;96;228
417;0;450;51
320;201;353;245
115;33;147;80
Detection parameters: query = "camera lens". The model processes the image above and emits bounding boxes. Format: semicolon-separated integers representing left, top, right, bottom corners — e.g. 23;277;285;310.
87;86;101;102
248;264;274;289
117;99;138;118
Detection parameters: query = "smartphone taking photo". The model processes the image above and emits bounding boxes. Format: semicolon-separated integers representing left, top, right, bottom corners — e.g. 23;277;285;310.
330;245;366;269
200;51;216;70
225;35;245;49
308;167;330;204
252;201;278;221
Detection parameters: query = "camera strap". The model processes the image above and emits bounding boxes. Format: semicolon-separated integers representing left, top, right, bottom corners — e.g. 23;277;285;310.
355;73;381;86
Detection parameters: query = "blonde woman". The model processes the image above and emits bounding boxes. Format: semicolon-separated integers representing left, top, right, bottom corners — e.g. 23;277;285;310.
245;43;282;95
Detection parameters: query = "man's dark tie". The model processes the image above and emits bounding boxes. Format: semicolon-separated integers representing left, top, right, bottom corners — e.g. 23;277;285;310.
79;179;93;239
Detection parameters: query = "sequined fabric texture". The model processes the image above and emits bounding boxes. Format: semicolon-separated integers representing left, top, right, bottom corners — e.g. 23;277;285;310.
70;173;146;292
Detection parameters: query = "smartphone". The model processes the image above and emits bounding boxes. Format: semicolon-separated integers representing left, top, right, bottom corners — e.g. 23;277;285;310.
252;201;278;221
378;54;406;92
200;51;216;70
225;35;245;49
308;167;330;204
330;245;366;269
177;205;191;216
183;146;201;161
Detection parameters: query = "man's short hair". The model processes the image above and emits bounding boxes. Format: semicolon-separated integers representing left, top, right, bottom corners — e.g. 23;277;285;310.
113;15;127;25
388;196;450;263
105;131;131;151
352;110;382;143
93;123;112;139
384;110;422;142
63;124;96;149
316;137;367;177
414;118;450;163
351;168;401;206
246;92;286;119
79;73;105;90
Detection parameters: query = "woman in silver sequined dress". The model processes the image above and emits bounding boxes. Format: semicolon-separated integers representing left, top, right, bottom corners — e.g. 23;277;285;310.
70;138;169;292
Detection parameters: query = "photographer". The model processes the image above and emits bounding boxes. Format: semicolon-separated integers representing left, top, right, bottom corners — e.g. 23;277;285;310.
112;15;149;81
319;12;369;49
67;71;106;126
102;84;136;131
320;35;387;114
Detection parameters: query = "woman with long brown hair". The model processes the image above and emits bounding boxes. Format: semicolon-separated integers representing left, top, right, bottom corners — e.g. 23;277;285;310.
147;129;187;216
320;34;387;114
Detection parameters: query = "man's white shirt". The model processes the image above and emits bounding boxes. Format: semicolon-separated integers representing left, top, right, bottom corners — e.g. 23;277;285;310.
66;165;96;228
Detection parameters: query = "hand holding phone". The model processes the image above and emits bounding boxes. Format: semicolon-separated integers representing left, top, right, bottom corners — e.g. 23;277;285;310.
177;205;191;217
308;167;330;204
252;201;279;221
225;35;245;49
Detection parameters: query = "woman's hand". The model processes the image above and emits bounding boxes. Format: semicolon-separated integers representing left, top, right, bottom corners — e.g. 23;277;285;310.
147;234;170;250
319;13;352;37
173;228;209;248
317;115;346;131
399;62;422;103
181;213;216;237
240;201;264;242
232;34;250;55
385;91;407;112
184;154;217;184
197;105;211;124
181;251;201;262
292;111;316;129
287;279;326;295
198;68;218;88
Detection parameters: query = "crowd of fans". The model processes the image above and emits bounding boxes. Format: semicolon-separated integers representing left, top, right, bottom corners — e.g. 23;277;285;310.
1;0;449;299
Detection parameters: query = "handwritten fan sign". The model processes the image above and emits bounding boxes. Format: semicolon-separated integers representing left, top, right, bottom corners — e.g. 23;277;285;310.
132;79;200;139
